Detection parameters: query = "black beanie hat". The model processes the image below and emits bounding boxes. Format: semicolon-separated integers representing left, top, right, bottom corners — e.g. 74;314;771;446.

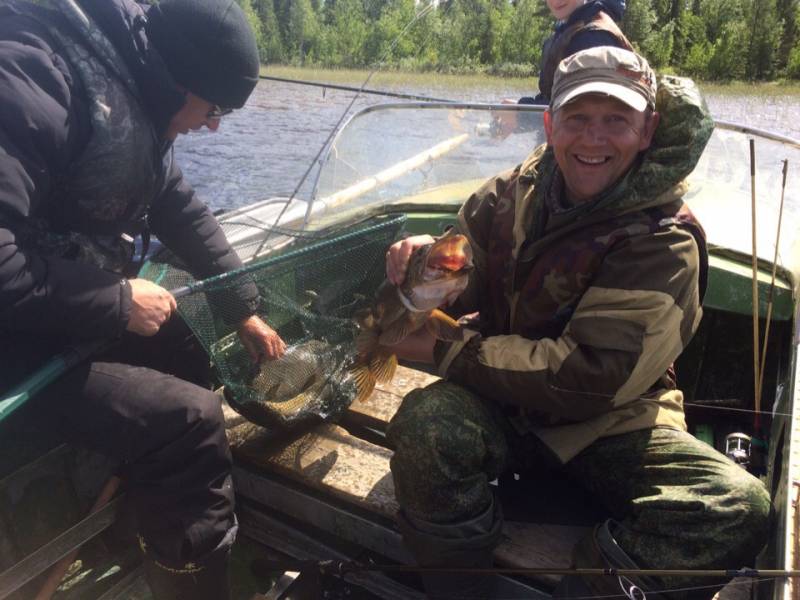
145;0;259;109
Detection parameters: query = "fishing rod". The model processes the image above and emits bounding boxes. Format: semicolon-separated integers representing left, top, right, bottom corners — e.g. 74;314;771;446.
757;159;789;402
251;558;800;580
258;74;452;103
748;139;761;434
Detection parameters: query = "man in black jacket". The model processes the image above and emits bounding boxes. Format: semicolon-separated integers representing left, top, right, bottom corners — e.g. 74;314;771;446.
0;0;285;597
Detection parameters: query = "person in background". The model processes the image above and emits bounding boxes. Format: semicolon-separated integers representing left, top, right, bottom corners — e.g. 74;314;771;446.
496;0;631;136
0;0;285;597
385;47;771;599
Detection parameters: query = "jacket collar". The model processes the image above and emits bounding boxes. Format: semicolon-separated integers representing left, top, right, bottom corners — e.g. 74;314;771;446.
76;0;184;139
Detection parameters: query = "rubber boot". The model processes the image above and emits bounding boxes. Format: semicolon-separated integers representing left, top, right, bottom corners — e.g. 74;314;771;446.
554;520;666;600
397;498;503;599
140;520;237;600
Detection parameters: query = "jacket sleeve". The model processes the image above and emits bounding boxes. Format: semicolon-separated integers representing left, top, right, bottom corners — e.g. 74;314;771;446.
0;32;132;339
147;158;259;324
434;226;703;422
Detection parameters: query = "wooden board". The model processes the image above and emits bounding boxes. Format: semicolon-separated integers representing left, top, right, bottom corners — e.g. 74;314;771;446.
229;422;398;514
346;366;438;430
223;392;584;586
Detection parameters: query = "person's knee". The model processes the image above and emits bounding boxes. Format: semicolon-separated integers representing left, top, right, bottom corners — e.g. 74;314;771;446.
732;472;772;539
389;389;488;478
183;388;231;462
185;388;226;436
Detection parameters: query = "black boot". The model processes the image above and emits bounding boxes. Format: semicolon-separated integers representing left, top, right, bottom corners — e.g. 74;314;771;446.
139;521;236;600
397;498;504;599
554;520;666;600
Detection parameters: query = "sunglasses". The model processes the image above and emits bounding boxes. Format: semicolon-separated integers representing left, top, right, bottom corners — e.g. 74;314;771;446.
206;105;233;121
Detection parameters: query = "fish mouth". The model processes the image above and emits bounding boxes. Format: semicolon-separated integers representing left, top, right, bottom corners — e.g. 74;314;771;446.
425;234;474;273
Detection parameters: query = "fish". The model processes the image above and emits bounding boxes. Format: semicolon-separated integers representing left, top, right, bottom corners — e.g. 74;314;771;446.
351;230;474;403
244;339;357;431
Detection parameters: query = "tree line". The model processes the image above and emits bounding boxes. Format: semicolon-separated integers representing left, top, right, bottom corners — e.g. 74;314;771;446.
235;0;800;81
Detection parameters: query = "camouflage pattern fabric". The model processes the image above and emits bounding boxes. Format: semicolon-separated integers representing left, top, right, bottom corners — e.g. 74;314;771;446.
388;380;771;599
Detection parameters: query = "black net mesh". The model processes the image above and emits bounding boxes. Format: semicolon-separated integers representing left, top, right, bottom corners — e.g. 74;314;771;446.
139;215;407;432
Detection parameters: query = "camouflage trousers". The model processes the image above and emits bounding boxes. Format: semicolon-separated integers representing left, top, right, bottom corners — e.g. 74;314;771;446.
387;381;772;598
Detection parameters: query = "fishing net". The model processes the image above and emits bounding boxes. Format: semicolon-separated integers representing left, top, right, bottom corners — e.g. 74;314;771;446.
139;214;406;433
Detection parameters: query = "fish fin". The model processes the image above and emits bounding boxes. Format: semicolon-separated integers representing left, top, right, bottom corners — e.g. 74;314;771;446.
356;323;379;357
370;350;398;384
378;313;424;346
426;309;464;342
351;364;377;404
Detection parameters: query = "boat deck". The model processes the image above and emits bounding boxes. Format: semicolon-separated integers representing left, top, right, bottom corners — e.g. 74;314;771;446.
0;362;791;600
221;365;769;600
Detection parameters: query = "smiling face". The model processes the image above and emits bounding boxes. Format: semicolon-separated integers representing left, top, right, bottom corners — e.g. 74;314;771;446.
546;0;584;21
544;94;659;205
164;91;221;141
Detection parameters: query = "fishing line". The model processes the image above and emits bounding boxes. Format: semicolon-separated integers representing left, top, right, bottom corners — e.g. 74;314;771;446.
257;74;452;103
683;401;794;419
253;1;439;256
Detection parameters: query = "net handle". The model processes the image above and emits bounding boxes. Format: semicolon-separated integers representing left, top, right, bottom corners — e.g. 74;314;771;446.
170;214;406;299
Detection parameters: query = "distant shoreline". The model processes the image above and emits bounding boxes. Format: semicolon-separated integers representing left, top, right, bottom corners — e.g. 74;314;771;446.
261;65;800;97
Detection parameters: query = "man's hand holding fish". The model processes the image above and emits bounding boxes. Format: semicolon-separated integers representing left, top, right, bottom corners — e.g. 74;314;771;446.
350;231;473;402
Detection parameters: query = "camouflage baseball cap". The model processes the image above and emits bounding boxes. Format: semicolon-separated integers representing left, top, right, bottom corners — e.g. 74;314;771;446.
550;47;657;112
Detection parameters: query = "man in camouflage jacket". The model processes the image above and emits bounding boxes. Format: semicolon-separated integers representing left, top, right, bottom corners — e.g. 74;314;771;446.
385;47;771;599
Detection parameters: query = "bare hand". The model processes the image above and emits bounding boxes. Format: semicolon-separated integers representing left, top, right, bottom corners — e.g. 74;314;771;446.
126;278;177;336
386;234;435;286
237;315;287;362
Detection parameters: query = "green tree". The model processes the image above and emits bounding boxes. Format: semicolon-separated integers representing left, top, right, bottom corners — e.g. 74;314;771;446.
368;0;414;64
707;20;749;79
698;0;747;45
776;0;799;72
678;12;711;73
643;20;675;68
622;0;657;49
498;0;550;66
236;0;264;57
319;0;369;67
746;0;780;78
284;0;321;64
435;1;483;67
787;38;800;77
253;0;285;63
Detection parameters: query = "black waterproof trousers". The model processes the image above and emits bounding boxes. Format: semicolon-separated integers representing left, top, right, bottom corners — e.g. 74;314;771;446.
17;318;235;568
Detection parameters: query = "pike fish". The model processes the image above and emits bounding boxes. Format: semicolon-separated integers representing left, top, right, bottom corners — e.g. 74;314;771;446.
351;231;474;403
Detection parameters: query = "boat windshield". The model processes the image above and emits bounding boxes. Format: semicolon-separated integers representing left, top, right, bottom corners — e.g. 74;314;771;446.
686;122;800;287
309;103;544;223
308;103;800;288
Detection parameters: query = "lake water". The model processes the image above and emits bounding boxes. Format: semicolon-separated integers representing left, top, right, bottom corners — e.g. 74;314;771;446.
174;77;800;212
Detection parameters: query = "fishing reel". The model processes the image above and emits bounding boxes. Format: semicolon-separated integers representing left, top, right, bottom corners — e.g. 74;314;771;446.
724;432;752;467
